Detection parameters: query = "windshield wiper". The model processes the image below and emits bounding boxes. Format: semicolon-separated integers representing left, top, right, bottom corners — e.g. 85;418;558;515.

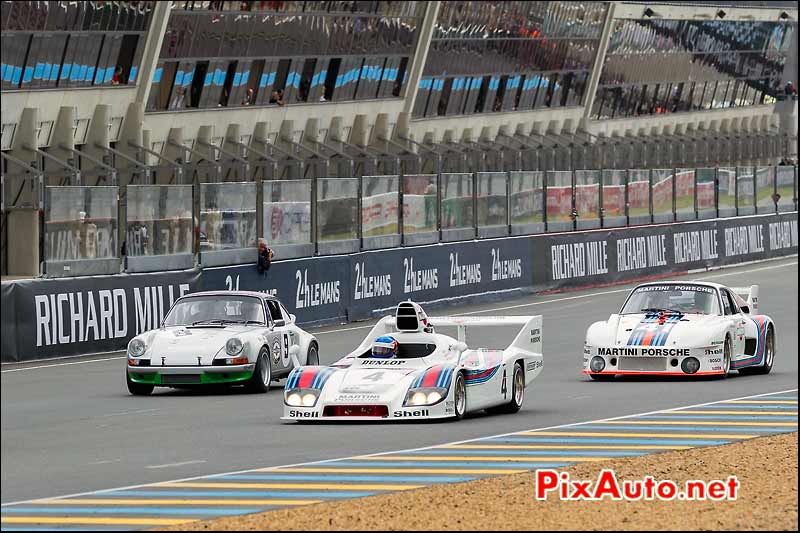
640;308;682;314
191;319;225;326
220;319;266;326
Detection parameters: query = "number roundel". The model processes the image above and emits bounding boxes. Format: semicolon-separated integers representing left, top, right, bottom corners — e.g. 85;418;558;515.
272;337;282;365
282;333;290;367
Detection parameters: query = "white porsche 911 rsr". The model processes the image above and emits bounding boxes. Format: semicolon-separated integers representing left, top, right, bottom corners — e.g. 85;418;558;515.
282;301;544;421
583;282;775;379
126;291;318;395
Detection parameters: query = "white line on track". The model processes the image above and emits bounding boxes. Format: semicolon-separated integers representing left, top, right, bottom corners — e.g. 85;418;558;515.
97;408;160;418
1;356;127;373
87;459;122;466
2;387;796;507
145;460;207;470
2;258;796;374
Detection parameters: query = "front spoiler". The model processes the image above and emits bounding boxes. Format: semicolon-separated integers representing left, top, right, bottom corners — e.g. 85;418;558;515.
280;414;454;421
128;364;255;385
581;370;725;376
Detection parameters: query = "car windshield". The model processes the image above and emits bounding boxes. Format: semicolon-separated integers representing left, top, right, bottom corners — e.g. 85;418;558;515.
620;284;720;315
163;295;266;326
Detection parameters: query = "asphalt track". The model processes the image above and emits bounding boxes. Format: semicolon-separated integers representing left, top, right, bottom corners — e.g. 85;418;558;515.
2;256;798;507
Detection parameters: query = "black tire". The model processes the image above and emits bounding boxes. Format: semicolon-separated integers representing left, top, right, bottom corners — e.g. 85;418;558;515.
127;373;154;396
739;327;775;375
306;342;320;366
452;372;467;420
589;374;615;381
718;336;732;378
245;348;272;393
486;363;525;415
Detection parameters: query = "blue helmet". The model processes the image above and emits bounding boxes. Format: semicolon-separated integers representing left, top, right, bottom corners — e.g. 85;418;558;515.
372;335;399;359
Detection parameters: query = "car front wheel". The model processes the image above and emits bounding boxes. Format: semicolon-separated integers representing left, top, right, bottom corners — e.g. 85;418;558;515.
127;373;154;396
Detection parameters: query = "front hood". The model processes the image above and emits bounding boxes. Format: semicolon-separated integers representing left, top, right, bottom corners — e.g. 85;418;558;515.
615;313;723;347
146;325;258;365
333;359;426;395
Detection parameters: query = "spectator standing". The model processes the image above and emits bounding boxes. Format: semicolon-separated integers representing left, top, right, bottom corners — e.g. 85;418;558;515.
111;66;123;85
257;238;274;275
269;89;285;106
242;87;255;105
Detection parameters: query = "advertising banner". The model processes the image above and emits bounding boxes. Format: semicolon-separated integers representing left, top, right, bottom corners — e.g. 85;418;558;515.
346;236;534;320
202;255;350;326
1;282;17;361
3;269;202;362
532;212;797;290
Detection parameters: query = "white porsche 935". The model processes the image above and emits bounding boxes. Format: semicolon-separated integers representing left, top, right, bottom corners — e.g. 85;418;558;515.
583;282;775;379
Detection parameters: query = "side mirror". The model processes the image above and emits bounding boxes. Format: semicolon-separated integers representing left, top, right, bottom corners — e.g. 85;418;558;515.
289;314;296;324
289;345;302;368
740;304;750;314
273;319;285;328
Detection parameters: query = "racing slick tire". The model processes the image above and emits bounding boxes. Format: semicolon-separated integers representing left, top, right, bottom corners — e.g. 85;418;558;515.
589;374;615;381
738;327;775;375
245;347;272;393
452;371;467;420
716;336;732;379
306;342;320;366
127;373;154;396
486;362;525;415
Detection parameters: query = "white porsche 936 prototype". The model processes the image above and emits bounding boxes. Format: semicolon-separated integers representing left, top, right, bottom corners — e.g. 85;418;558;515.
583;281;775;379
126;291;318;395
282;301;543;421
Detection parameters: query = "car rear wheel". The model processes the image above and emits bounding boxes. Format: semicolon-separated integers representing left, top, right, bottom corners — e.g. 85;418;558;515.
452;372;467;420
486;362;524;415
245;348;271;393
126;373;154;396
739;327;774;375
306;343;319;366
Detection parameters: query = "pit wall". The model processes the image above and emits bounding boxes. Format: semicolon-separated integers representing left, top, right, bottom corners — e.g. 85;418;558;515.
2;212;796;362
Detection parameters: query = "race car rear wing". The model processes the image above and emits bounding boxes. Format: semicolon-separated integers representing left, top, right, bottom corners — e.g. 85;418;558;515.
731;285;759;313
428;315;544;359
333;311;543;367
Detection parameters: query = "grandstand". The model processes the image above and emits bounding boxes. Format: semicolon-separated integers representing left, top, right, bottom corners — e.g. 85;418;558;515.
1;1;797;278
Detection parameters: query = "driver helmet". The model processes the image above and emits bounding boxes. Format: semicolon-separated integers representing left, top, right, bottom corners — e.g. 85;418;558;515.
372;335;399;359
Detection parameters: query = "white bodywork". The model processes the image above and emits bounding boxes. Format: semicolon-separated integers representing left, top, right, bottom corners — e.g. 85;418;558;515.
283;302;543;421
126;291;317;387
583;281;775;377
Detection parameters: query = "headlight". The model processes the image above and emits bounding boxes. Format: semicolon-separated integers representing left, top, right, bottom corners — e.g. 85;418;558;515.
589;356;606;373
128;338;146;357
404;387;447;407
285;389;319;407
225;337;243;355
410;392;427;406
302;393;317;407
287;393;302;406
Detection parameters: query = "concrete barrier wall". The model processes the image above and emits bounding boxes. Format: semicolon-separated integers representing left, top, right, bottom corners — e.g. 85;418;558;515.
2;212;796;362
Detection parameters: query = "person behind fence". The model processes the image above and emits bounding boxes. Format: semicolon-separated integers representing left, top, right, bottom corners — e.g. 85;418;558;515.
257;238;274;274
